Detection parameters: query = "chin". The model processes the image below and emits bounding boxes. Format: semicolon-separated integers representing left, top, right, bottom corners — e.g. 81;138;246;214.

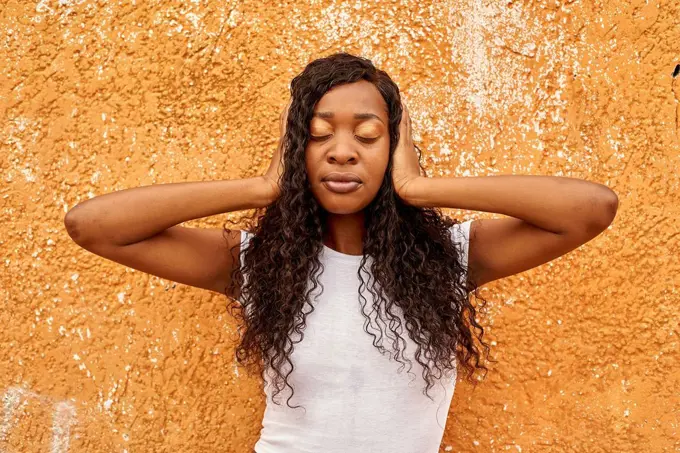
319;200;365;215
311;183;378;215
315;192;374;215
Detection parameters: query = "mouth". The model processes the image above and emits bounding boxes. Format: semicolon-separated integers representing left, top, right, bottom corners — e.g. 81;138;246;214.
321;172;363;194
322;180;362;193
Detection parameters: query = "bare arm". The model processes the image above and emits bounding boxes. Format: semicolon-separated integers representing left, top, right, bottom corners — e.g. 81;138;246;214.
64;177;276;296
65;177;274;247
404;175;618;287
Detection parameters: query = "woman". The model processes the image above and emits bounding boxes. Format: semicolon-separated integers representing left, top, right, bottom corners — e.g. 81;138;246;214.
64;52;618;453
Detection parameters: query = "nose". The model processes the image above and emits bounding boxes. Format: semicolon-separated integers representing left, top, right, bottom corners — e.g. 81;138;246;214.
327;139;358;165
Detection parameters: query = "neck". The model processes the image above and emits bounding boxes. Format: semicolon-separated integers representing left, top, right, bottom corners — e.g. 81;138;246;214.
322;211;365;256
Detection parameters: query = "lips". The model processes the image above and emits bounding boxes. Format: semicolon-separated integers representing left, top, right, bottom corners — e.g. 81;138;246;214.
321;172;363;194
322;172;362;183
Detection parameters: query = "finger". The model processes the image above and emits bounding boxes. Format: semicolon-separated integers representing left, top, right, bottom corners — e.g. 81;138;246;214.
283;99;292;122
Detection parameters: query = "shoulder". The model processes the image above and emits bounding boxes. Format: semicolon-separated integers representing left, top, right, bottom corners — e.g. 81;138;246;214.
240;229;254;245
449;220;474;277
450;219;473;243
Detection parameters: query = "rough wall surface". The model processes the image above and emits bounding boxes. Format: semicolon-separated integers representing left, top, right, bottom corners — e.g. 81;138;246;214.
1;0;678;452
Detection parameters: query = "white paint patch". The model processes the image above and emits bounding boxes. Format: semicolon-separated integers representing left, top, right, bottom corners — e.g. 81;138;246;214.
447;0;541;117
0;386;23;442
4;116;43;183
1;386;77;452
51;401;77;453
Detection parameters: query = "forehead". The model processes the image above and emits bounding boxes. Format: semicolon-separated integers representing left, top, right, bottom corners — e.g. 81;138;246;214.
312;80;388;121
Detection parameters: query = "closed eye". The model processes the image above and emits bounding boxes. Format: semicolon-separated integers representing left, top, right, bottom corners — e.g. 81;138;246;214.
310;135;379;144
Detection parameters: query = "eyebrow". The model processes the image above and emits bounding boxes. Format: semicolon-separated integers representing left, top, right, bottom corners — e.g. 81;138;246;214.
312;111;385;125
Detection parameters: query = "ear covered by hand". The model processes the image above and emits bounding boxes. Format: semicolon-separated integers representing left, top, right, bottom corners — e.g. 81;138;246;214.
392;100;423;204
263;97;293;202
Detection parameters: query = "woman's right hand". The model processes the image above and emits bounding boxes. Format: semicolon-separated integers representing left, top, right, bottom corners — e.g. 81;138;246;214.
263;97;293;203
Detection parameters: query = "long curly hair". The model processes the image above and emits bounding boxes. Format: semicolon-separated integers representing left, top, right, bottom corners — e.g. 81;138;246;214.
223;52;493;413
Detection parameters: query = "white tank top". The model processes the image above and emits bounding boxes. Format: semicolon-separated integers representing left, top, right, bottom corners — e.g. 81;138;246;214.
240;220;472;453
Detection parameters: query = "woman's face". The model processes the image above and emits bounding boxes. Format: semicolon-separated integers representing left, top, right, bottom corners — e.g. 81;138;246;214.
305;80;390;215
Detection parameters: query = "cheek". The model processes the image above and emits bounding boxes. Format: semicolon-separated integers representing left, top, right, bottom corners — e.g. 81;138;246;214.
369;149;390;179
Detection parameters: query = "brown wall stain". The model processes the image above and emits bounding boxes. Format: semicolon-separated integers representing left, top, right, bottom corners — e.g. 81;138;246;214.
1;0;678;451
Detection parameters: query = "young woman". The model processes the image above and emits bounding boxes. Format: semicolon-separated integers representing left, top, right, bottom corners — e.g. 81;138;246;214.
64;52;618;453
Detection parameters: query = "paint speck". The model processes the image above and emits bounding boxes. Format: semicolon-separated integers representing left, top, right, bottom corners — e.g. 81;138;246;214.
35;0;54;14
185;12;201;28
21;168;36;182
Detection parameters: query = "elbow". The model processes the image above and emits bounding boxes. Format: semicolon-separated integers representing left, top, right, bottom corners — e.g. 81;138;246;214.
64;207;89;245
602;189;619;225
64;211;80;243
592;189;619;231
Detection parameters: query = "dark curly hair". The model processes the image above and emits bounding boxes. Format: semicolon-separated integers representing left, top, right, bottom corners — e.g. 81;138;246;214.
222;52;493;415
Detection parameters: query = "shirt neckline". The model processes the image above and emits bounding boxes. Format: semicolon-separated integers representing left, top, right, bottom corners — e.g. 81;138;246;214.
321;243;365;264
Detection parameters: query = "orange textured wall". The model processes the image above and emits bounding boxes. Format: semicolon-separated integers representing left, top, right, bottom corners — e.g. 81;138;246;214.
1;0;678;452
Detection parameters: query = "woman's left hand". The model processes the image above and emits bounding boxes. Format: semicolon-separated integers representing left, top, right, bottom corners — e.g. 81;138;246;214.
392;100;422;204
